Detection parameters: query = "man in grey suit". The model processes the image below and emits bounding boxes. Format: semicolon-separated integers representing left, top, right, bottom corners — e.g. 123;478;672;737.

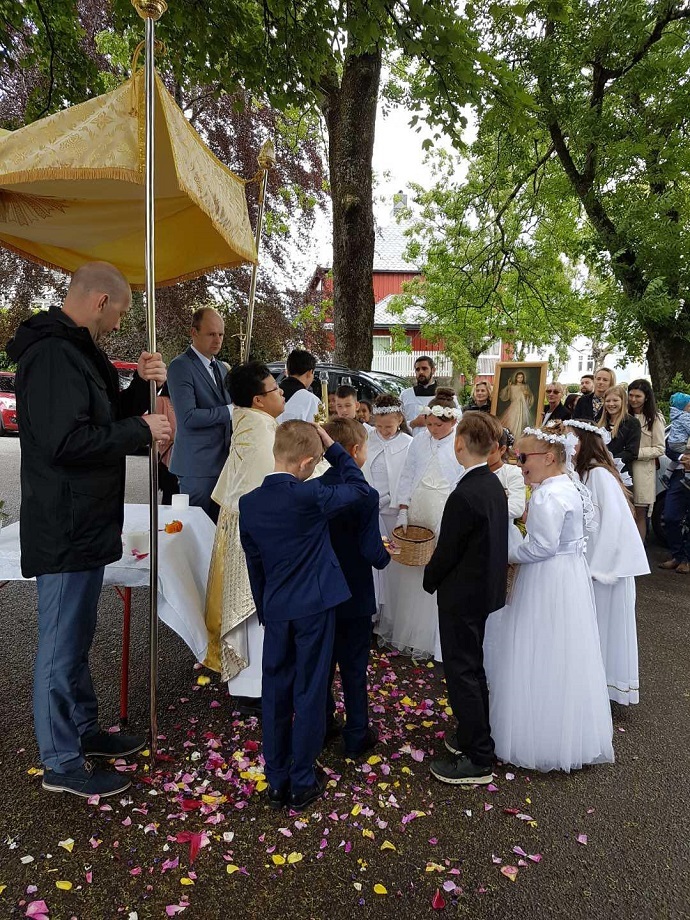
167;307;232;522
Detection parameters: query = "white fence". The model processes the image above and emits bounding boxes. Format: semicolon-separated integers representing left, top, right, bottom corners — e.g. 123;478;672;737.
371;351;454;378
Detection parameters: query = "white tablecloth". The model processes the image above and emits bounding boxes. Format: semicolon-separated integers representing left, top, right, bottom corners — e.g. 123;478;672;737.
0;504;213;663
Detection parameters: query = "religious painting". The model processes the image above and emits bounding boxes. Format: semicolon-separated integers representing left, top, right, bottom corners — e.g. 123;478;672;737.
490;361;548;440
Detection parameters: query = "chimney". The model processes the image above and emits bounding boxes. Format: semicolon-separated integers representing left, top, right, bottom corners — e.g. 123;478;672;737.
392;190;408;215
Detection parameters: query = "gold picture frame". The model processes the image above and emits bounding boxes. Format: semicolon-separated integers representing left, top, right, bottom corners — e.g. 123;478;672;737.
490;361;549;440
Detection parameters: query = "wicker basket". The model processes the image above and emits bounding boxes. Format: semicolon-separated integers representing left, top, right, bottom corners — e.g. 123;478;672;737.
392;525;436;567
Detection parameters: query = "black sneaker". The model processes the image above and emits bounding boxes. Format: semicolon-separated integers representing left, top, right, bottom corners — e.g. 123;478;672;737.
343;726;379;759
42;761;132;798
430;755;494;785
289;768;327;812
82;730;146;759
267;783;290;811
443;731;463;757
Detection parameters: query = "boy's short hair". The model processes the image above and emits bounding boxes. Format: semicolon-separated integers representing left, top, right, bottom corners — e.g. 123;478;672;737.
323;417;366;452
336;384;357;400
274;419;322;464
456;412;502;455
226;361;272;407
286;349;317;376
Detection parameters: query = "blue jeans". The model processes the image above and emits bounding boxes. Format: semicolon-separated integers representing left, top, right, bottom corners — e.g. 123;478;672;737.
34;568;104;772
665;471;690;563
262;610;335;792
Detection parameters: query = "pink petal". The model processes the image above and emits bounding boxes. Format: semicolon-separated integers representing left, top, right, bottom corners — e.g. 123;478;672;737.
577;834;588;845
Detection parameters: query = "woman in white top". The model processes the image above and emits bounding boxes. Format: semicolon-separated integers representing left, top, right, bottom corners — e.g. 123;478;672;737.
627;379;666;542
375;388;462;659
484;426;614;772
565;420;650;705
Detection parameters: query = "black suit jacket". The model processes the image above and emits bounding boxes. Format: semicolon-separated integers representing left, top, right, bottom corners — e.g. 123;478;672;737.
542;402;571;423
608;415;642;475
573;392;603;422
423;465;508;616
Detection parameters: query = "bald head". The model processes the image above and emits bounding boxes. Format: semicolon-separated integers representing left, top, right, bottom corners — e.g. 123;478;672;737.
63;261;132;344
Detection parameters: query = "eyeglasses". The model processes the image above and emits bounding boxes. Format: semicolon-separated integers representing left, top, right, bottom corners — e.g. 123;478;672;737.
517;451;548;464
262;385;281;396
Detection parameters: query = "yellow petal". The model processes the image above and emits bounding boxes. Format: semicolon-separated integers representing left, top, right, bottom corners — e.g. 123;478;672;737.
196;675;211;686
351;803;361;816
256;781;268;793
367;755;382;765
58;838;75;853
0;885;6;895
27;767;43;776
422;721;434;728
287;852;303;864
400;696;416;707
226;865;240;874
55;880;73;891
374;884;387;895
380;840;397;852
362;829;375;840
180;877;194;886
272;854;286;865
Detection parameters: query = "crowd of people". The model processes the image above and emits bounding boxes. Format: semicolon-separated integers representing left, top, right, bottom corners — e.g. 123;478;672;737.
7;264;690;806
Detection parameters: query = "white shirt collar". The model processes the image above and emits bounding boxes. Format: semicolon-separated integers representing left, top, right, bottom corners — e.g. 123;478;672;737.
458;460;487;481
191;345;214;371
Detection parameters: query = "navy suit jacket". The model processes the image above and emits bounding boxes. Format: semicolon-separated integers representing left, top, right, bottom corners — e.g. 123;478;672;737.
167;347;232;478
239;443;370;624
320;466;390;619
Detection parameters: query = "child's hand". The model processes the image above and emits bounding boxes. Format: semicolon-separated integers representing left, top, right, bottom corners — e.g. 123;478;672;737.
315;425;334;449
395;508;408;534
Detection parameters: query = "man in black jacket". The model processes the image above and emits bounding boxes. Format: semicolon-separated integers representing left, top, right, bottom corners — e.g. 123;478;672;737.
6;261;171;799
423;413;508;785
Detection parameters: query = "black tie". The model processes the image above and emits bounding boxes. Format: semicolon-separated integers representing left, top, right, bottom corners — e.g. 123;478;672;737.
210;359;224;394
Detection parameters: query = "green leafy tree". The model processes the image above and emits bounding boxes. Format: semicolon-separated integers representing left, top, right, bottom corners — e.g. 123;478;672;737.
452;0;690;392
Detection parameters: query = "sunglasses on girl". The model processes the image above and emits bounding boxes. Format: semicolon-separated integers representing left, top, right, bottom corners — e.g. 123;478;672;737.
517;451;549;464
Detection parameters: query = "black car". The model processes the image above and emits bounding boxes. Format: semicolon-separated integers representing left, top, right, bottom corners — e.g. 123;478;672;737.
267;362;408;403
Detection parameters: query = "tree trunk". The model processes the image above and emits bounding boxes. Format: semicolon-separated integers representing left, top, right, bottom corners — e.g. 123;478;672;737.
322;48;381;370
645;325;690;396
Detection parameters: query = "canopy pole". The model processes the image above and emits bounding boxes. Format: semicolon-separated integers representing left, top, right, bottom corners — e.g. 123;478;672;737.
133;0;167;762
242;140;276;362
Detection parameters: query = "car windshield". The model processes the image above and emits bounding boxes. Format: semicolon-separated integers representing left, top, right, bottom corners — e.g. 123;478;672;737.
0;375;15;394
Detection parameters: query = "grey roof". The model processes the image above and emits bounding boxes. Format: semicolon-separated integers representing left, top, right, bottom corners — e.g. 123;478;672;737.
373;223;421;272
374;293;425;328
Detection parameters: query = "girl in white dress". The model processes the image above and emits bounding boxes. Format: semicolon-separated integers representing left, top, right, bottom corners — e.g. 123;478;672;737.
364;395;413;618
485;426;614;772
375;388;462;659
488;427;526;521
565;420;650;705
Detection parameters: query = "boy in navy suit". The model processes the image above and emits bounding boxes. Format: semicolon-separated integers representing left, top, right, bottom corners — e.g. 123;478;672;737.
321;419;391;758
239;421;370;811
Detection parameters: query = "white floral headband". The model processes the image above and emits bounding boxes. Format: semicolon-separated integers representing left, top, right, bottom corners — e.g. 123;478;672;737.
522;426;573;447
372;405;403;415
422;405;462;420
564;419;612;445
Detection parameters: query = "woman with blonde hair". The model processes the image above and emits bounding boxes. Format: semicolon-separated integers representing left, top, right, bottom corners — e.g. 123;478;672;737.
465;380;493;413
483;425;614;772
599;384;641;478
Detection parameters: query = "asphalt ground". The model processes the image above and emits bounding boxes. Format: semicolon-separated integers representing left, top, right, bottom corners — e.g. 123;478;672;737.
0;435;689;920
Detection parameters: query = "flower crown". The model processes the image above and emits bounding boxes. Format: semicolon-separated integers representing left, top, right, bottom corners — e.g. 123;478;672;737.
564;419;612;445
372;404;403;415
422;405;462;420
522;426;575;448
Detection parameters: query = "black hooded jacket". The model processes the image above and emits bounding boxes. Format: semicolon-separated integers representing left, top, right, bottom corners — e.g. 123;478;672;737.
6;307;152;577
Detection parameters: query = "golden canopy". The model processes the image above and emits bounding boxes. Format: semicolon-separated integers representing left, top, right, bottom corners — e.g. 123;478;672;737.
0;70;258;287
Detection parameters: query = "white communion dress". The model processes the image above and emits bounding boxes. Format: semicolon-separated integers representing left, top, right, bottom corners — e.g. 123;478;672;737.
484;474;614;772
375;430;462;659
582;465;650;705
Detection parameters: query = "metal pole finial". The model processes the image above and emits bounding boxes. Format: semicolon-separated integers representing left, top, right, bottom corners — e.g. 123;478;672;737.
242;138;276;363
132;0;168;21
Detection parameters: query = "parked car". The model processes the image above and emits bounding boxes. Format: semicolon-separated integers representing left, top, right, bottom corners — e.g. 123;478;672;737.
267;362;408;402
0;371;18;435
112;360;138;391
650;424;688;545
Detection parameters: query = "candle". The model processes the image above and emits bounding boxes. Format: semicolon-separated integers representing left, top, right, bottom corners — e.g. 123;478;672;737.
171;493;190;511
123;531;149;554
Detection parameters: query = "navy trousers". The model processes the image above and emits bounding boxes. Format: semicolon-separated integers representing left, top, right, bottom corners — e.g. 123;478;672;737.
665;470;690;563
262;610;335;792
178;475;219;523
34;568;104;772
326;615;372;752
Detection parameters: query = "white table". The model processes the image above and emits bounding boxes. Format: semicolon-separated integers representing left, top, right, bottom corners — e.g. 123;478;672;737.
0;503;215;720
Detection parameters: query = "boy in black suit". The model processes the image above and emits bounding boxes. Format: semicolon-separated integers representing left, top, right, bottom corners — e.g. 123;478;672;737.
320;419;392;758
423;413;508;785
